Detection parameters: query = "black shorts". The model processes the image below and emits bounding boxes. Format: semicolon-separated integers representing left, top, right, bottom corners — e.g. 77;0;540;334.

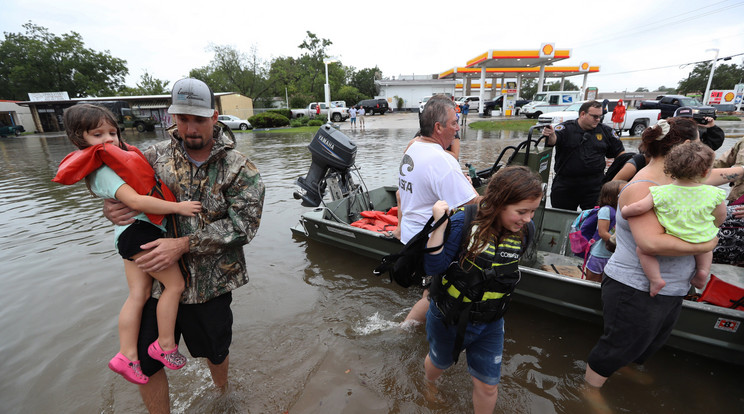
587;276;683;377
138;292;233;376
117;219;164;260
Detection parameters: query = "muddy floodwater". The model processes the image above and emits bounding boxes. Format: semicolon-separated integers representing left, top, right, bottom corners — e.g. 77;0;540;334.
1;115;743;413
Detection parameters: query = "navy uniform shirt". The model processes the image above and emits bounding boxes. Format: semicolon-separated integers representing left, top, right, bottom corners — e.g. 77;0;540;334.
550;119;624;179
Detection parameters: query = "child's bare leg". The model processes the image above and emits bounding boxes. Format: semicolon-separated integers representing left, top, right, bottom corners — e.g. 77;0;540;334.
129;251;185;351
120;260;154;361
636;246;666;297
147;265;185;351
691;251;712;289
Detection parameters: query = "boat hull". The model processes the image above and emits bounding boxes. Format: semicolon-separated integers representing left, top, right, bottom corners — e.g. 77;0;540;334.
291;186;744;365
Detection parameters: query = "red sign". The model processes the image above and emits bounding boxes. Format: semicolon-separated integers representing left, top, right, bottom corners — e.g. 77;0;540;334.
714;318;740;333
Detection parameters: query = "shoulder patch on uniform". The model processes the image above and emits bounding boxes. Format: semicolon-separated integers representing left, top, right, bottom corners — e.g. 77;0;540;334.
555;124;565;131
611;130;619;138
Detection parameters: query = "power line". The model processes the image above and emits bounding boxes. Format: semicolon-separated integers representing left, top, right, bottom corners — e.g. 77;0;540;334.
591;52;744;77
574;1;744;49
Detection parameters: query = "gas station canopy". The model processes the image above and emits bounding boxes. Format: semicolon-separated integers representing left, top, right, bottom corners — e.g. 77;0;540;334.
436;44;600;116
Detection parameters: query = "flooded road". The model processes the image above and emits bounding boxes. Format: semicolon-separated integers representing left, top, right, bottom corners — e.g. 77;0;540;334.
1;118;743;413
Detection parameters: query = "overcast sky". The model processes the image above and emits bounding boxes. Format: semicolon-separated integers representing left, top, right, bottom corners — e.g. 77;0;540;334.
3;0;744;96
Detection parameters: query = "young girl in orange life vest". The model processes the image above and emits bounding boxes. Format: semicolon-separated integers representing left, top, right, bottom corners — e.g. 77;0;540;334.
53;104;201;384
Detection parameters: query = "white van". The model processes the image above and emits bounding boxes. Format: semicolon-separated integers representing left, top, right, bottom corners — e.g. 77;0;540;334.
521;91;581;119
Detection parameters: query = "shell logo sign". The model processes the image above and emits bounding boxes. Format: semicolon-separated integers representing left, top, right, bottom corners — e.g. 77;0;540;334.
725;92;735;102
539;43;555;58
579;62;590;72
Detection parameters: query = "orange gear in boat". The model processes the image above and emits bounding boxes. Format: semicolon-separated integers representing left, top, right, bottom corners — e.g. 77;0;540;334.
350;208;399;233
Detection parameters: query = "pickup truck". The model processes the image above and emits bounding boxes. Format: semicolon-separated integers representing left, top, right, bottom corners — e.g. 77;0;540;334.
482;96;532;116
0;124;25;137
638;95;716;120
537;100;660;136
291;102;350;122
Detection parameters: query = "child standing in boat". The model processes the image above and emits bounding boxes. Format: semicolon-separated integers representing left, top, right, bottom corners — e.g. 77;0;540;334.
583;180;626;282
621;140;727;296
53;104;201;384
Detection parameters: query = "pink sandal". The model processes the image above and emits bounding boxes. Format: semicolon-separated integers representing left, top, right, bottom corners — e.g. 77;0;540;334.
108;353;149;384
147;340;187;370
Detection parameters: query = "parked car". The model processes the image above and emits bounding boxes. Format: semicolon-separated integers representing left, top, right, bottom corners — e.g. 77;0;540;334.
356;99;389;115
521;91;582;119
218;115;252;130
638;95;716;120
418;96;432;114
291;102;350;121
482;96;532;116
536;100;660;136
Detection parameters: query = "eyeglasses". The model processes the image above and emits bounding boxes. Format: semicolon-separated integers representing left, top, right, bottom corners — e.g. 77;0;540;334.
586;113;602;120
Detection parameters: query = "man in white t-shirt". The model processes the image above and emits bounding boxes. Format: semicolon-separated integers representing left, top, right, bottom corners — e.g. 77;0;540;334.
398;95;478;324
358;106;365;128
398;96;477;244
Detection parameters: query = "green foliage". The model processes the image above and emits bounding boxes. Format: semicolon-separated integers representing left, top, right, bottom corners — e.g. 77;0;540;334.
520;79;537;100
469;119;536;131
350;66;382;98
678;62;744;94
395;96;404;110
335;85;364;107
656;85;677;93
635;87;650;92
189;44;270;100
544;79;579;91
0;22;128;99
290;94;313;109
248;112;289;128
267;108;292;119
307;119;324;127
119;70;169;96
290;119;306;127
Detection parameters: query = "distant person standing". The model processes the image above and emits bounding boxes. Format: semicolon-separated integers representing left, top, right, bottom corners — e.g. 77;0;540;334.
358;106;366;128
600;98;610;123
461;102;470;126
611;99;626;135
349;106;357;128
315;103;321;118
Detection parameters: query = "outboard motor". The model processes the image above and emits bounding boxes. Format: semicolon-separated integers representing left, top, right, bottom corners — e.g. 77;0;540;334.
294;124;358;207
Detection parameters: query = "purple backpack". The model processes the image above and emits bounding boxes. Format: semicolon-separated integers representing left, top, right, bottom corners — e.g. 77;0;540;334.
569;206;616;258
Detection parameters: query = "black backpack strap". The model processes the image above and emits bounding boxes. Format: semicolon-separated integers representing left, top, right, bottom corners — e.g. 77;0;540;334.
373;212;451;286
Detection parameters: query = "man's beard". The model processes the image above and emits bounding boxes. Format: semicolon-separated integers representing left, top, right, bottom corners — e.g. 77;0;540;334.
184;135;207;150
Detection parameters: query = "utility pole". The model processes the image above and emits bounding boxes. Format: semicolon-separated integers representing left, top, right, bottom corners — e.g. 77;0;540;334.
703;49;719;105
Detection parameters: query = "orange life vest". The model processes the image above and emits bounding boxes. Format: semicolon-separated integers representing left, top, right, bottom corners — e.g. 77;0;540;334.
350;207;399;233
53;143;176;226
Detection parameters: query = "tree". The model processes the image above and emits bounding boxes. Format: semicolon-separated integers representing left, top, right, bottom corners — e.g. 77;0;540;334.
544;79;579;91
656;85;676;94
635;87;649;92
335;85;363;107
350;67;382;98
189;44;271;100
520;79;537;100
0;22;128;99
119;71;169;96
677;62;744;94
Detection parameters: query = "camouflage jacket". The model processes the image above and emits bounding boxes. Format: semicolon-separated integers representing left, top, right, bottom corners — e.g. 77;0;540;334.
713;138;744;203
144;124;265;304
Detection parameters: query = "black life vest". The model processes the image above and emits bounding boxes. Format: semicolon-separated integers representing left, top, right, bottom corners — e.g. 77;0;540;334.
430;206;533;363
